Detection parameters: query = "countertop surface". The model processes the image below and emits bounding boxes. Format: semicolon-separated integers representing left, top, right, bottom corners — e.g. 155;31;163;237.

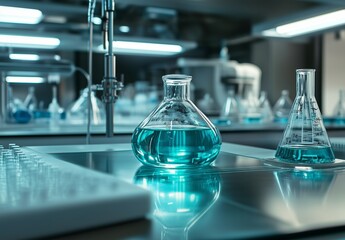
26;143;345;240
1;120;345;136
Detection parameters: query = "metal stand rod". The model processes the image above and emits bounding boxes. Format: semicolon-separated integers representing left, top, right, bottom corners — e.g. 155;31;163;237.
0;73;7;123
105;8;114;137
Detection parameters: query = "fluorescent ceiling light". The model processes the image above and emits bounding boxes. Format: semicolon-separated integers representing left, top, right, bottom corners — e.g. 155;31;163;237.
6;76;45;84
92;17;102;25
0;6;43;24
260;9;345;37
0;35;60;49
9;54;40;61
119;26;130;33
99;41;182;55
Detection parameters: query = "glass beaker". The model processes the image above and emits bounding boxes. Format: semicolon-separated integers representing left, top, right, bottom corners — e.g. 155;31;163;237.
131;74;222;168
275;69;335;164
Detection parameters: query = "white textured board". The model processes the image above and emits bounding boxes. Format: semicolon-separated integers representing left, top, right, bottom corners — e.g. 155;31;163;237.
0;145;151;240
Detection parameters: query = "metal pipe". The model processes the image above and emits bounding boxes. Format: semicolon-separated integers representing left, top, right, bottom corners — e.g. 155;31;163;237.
105;4;114;137
98;0;122;137
0;73;7;123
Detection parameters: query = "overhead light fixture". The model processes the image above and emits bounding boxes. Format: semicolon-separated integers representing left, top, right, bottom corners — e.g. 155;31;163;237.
0;35;60;49
0;6;43;24
6;76;45;84
119;26;130;33
9;54;40;61
92;17;102;25
254;9;345;38
99;40;183;55
44;16;67;24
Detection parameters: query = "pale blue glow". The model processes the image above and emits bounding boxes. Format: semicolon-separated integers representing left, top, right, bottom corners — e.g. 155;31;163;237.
0;35;60;49
6;76;45;84
99;41;182;55
262;9;345;37
92;17;102;25
119;25;130;33
115;41;182;53
9;54;40;61
0;6;43;24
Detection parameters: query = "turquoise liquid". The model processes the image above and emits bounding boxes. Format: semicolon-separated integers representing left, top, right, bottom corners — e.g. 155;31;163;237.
131;126;221;168
275;144;335;164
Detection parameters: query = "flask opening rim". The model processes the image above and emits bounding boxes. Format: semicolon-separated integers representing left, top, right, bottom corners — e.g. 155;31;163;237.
163;74;192;84
296;69;315;74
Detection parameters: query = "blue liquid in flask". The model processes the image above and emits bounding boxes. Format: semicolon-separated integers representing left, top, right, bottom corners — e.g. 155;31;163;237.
132;126;221;168
275;144;335;164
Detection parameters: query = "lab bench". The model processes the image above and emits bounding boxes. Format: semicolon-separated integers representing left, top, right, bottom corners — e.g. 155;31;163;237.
20;142;345;240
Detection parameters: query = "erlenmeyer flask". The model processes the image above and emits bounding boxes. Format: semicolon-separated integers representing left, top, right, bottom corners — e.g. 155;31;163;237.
131;74;222;168
275;69;335;164
258;91;273;123
273;90;292;123
67;88;105;125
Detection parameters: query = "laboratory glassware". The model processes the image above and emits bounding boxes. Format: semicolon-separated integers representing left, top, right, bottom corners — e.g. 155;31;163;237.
131;74;222;168
67;88;105;125
48;85;61;127
258;91;273;123
333;89;345;118
220;88;238;122
7;87;31;124
24;86;37;112
275;69;335;164
240;88;261;123
273;90;292;123
134;167;220;240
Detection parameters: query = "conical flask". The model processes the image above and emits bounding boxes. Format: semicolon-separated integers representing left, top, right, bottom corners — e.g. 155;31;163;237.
273;90;292;123
258;91;273;123
131;74;222;168
275;69;335;164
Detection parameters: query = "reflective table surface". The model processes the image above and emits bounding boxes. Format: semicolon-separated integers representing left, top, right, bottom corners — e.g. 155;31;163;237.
29;143;345;240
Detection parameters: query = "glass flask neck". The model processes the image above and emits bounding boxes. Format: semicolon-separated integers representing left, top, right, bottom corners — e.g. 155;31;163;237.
161;227;188;240
340;90;345;101
296;69;315;97
163;75;191;100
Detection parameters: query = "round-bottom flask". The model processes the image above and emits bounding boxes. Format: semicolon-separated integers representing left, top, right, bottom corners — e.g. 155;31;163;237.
131;74;222;168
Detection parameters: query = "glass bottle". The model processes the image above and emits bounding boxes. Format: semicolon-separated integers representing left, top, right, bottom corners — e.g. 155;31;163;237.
131;74;222;168
273;90;292;123
275;69;335;164
48;85;61;128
